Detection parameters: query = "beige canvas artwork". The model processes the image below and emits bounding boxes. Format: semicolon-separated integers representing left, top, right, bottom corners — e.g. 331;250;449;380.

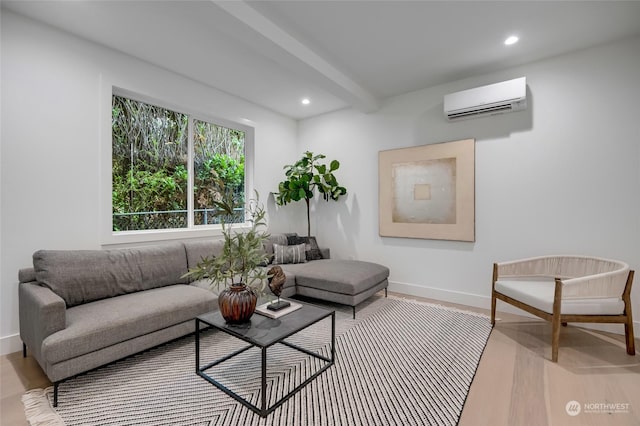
392;158;456;224
379;139;475;241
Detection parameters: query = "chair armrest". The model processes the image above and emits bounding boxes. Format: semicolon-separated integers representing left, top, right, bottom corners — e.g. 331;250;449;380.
561;269;630;299
19;281;66;362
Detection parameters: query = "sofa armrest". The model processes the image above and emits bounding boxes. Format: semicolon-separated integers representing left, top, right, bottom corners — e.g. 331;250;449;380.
19;281;66;363
19;267;36;283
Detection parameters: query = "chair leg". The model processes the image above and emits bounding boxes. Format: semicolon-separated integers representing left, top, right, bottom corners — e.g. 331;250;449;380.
625;317;635;355
551;318;561;362
490;292;496;326
622;270;635;355
551;279;563;362
491;264;498;327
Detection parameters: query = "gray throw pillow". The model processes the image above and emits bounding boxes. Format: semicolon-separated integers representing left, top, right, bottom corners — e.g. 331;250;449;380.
293;236;323;261
285;233;299;245
273;243;307;264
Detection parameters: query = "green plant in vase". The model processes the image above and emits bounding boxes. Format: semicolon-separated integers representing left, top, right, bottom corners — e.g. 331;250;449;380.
274;151;347;238
184;174;270;323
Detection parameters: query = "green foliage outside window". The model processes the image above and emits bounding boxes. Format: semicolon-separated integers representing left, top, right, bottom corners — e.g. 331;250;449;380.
112;95;245;232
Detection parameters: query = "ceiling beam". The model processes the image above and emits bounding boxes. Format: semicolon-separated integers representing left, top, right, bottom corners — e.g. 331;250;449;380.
213;0;379;113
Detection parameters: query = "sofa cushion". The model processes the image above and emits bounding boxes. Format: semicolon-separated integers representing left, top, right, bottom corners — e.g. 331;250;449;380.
286;259;389;295
262;234;288;264
183;239;225;271
41;284;216;364
273;243;307;264
33;243;189;307
265;234;288;253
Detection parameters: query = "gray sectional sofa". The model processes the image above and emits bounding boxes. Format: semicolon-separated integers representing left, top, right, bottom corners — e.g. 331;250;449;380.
18;233;389;406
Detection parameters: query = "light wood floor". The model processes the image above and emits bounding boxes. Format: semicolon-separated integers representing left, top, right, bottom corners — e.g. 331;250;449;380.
1;293;638;426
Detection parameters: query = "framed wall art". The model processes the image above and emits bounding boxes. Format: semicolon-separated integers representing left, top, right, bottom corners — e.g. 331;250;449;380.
378;138;475;241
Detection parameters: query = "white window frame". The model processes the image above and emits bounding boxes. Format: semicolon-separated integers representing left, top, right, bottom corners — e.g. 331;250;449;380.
101;86;254;246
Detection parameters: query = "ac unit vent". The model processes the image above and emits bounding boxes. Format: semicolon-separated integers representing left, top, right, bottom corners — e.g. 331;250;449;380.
444;77;527;121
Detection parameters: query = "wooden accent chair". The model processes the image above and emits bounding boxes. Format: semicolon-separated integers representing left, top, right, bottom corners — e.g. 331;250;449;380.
491;255;635;362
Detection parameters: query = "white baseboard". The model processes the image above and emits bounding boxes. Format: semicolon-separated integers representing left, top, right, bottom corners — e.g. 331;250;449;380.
1;333;22;356
388;280;639;337
389;280;491;311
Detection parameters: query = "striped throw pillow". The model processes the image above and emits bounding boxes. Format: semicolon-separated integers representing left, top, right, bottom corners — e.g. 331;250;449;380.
273;243;307;264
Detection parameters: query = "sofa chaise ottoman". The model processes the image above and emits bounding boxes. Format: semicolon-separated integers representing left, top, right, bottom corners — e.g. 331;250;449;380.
176;233;389;318
275;259;389;318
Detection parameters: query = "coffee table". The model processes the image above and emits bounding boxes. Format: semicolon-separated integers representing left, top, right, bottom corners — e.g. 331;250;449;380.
195;303;335;417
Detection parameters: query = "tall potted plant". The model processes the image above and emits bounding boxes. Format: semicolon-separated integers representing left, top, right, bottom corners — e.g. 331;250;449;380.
185;174;270;323
274;151;347;237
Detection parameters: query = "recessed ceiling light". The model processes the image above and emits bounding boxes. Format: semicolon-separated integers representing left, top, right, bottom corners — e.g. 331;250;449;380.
504;36;519;46
301;98;310;105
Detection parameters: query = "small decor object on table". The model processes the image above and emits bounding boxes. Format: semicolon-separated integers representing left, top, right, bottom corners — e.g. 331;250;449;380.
255;300;302;319
266;265;290;311
218;283;257;324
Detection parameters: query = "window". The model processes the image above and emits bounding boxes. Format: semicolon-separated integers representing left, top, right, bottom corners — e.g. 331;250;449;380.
111;93;249;233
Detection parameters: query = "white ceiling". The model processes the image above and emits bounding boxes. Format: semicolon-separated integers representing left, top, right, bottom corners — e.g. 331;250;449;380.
4;1;640;120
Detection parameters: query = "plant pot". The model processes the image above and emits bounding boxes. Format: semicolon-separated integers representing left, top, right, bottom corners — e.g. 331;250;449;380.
218;283;257;324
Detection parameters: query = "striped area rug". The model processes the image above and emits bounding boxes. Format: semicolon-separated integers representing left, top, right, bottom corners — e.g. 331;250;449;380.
23;296;492;426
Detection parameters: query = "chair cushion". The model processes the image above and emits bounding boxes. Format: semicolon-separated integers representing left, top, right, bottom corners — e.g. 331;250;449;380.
495;279;625;315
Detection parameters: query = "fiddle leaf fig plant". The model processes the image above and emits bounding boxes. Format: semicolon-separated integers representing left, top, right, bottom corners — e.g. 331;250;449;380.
275;151;347;237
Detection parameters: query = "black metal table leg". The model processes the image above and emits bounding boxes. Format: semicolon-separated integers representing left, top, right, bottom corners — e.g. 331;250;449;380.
331;311;335;362
195;309;335;417
261;346;267;416
195;318;200;374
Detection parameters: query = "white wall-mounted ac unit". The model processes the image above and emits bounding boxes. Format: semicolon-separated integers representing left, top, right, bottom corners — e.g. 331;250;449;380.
444;77;527;121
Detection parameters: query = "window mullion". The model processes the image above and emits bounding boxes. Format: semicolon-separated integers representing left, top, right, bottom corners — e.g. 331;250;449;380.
187;116;194;228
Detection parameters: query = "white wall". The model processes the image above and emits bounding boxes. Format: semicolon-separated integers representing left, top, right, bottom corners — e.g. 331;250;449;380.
299;36;640;330
0;11;299;354
2;12;638;356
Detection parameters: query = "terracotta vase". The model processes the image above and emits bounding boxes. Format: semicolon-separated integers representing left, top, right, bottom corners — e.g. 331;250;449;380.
218;283;257;323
